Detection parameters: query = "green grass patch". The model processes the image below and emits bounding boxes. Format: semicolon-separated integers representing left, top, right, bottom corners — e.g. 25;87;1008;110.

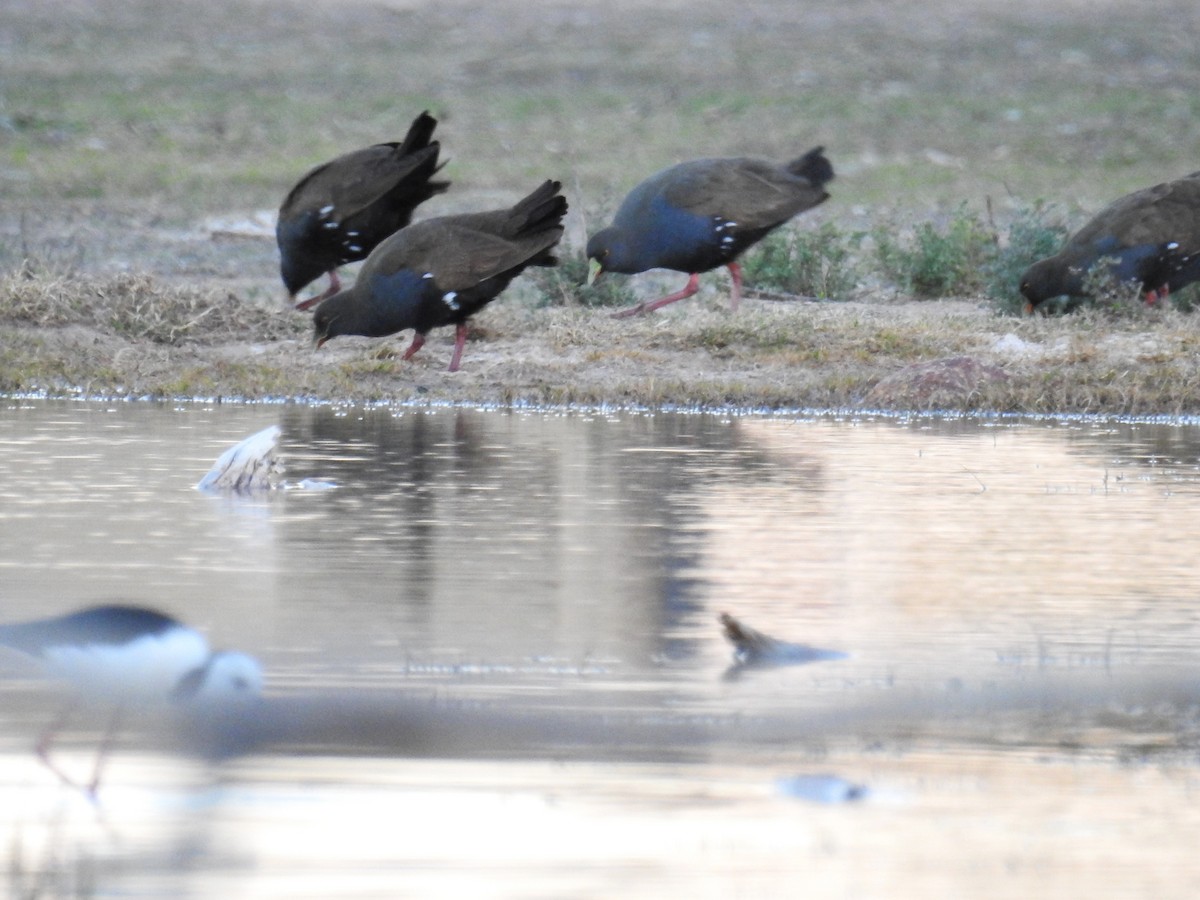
874;205;993;298
982;202;1071;315
740;223;864;300
530;252;638;309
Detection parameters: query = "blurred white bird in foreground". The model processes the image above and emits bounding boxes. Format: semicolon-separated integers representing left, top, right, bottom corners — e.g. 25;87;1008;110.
0;604;262;801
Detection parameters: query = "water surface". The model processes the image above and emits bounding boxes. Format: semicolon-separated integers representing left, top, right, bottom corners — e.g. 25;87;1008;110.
3;400;1200;897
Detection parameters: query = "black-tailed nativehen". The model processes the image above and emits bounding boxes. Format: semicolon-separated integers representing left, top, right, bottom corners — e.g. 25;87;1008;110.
586;147;834;317
312;180;567;372
1020;172;1200;313
277;110;449;309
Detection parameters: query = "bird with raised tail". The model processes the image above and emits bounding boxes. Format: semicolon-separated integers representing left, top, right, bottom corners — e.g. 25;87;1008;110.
312;180;568;372
277;110;450;310
0;604;262;800
586;147;834;317
1020;172;1200;313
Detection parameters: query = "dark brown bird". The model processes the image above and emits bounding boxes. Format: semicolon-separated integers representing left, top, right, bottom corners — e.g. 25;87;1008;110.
586;148;833;317
277;111;450;310
312;180;567;372
1020;172;1200;313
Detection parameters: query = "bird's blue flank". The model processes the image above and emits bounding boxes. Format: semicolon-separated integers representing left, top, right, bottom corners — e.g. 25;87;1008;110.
362;270;439;336
275;211;308;247
276;211;326;293
640;194;720;270
1089;239;1160;282
367;268;429;322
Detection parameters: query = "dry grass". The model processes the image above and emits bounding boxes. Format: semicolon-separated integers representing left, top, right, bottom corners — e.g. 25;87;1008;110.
2;0;1200;412
4;269;1200;413
0;268;302;344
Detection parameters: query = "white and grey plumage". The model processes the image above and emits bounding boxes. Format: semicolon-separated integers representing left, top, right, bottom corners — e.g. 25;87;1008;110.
0;604;262;799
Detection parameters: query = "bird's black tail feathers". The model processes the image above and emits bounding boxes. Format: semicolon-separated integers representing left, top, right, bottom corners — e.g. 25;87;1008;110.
512;180;569;237
396;111;451;196
787;147;834;188
398;110;439;155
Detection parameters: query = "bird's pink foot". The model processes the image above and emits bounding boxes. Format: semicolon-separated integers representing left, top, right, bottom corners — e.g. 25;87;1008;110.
610;273;702;318
401;332;427;361
294;271;342;311
447;322;468;372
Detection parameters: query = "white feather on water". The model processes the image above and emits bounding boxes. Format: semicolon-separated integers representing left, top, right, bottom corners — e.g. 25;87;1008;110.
197;425;282;493
197;426;336;493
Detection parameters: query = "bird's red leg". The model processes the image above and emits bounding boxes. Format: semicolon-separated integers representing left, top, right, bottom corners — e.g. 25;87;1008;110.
84;706;124;803
35;701;81;791
610;273;701;319
1145;285;1168;306
727;261;743;312
401;332;427;361
293;270;342;311
447;323;468;372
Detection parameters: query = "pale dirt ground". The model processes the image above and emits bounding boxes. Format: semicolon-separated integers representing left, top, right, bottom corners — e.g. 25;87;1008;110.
5;0;1200;412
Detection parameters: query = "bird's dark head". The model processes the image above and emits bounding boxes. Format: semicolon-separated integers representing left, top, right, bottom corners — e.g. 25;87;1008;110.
280;256;318;300
586;230;610;283
1018;258;1067;313
311;293;351;348
277;220;326;299
586;228;634;280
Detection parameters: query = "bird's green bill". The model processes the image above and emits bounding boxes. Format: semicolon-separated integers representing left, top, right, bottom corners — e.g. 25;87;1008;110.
586;258;603;286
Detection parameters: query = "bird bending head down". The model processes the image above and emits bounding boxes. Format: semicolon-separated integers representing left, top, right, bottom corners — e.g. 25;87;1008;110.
587;147;833;318
311;179;567;372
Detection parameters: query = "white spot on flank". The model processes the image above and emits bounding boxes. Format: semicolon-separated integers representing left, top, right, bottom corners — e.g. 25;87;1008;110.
346;230;359;237
347;244;362;252
319;204;335;216
422;272;434;279
442;291;459;310
1167;242;1180;250
323;221;339;230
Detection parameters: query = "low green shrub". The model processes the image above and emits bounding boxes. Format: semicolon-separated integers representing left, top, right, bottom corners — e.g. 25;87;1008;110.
874;205;993;298
530;251;637;308
982;202;1070;315
740;222;864;300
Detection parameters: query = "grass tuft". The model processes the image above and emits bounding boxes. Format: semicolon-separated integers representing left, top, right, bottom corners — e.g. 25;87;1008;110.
874;205;993;298
982;202;1071;315
530;251;638;308
1079;260;1154;317
740;223;864;300
0;271;304;345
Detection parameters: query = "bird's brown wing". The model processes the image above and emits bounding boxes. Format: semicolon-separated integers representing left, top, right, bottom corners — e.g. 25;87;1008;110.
663;158;828;229
373;220;559;290
280;143;440;220
1071;176;1200;249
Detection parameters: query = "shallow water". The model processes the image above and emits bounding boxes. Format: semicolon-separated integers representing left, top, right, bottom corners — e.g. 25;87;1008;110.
3;399;1200;897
